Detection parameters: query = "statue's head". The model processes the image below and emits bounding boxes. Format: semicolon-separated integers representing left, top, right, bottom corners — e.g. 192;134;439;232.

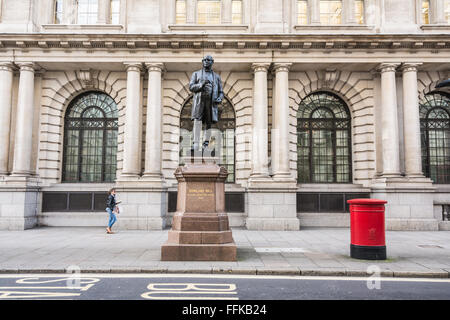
202;55;214;69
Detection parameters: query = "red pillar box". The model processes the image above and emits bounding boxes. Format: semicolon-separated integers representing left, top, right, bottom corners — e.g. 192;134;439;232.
347;199;387;260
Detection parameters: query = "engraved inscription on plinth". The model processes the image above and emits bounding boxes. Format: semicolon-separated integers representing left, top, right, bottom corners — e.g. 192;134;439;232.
186;184;215;212
161;161;237;261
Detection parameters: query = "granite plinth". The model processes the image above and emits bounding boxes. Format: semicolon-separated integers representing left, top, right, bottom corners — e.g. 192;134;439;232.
161;159;237;261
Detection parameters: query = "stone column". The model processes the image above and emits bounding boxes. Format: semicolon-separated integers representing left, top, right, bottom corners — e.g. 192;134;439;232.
401;63;424;178
97;0;110;24
11;63;36;177
143;63;164;181
0;63;14;175
379;63;401;178
247;64;298;231
272;63;293;180
309;0;320;25
432;0;447;24
121;63;143;179
250;63;270;179
222;0;232;23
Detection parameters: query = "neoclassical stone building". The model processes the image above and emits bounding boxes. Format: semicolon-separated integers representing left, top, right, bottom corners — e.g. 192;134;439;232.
0;0;449;231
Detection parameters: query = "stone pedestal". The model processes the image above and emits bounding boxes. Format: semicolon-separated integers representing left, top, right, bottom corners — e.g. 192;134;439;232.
161;159;237;261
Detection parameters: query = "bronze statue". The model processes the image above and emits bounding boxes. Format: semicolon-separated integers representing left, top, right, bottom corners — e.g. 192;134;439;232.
189;55;224;154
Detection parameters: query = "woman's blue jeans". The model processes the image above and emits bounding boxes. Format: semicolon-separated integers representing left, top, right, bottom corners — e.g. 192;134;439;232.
106;208;117;228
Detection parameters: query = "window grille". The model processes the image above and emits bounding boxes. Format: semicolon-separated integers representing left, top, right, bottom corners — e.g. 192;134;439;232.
297;92;352;183
63;92;118;183
420;92;450;184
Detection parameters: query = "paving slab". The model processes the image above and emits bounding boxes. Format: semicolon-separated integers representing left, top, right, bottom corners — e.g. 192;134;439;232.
0;227;448;278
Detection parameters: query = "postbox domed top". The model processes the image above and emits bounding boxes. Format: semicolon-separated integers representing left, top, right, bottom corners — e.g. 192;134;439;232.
347;198;387;205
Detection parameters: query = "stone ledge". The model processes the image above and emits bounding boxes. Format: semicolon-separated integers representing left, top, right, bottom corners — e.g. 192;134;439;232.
2;33;450;51
386;219;439;231
1;267;448;279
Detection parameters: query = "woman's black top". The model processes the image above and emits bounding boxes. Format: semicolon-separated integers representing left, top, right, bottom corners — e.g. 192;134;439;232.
106;194;116;210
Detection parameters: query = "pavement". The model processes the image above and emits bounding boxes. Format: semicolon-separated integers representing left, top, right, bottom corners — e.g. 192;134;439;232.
0;227;450;278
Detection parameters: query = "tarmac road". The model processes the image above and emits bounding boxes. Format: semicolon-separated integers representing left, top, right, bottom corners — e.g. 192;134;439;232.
0;274;449;300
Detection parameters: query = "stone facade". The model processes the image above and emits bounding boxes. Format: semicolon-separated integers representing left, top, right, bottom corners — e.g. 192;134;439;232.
0;0;449;231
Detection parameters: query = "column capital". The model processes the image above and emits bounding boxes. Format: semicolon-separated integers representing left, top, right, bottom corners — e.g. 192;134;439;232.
377;63;401;73
272;63;292;73
124;62;143;72
145;63;165;73
16;62;36;73
0;62;15;72
251;63;271;73
400;63;422;73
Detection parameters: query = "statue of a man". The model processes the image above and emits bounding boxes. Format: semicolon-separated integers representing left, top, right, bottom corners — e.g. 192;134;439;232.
189;55;224;153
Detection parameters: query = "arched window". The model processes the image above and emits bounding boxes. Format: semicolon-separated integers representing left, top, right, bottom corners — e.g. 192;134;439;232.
297;92;352;183
179;97;236;183
63;92;118;183
420;92;450;184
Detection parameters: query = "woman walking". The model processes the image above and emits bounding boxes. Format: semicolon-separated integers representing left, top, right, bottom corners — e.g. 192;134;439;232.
106;188;119;234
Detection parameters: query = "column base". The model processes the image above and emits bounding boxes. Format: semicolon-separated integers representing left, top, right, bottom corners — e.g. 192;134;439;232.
0;184;40;230
4;174;39;184
371;176;434;190
272;172;296;183
141;173;164;181
350;244;386;260
117;174;140;182
247;175;272;188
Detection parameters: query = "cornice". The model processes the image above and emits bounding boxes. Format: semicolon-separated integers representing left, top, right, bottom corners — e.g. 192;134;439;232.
0;34;449;51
